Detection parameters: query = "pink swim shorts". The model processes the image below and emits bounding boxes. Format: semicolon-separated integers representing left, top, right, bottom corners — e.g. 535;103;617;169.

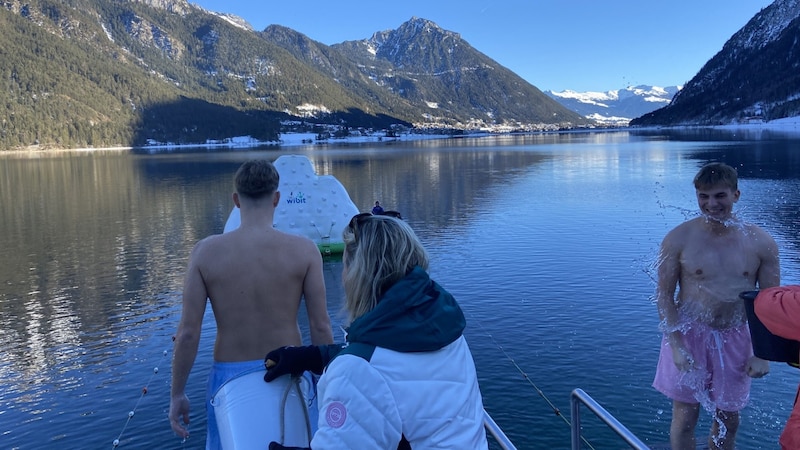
653;321;753;412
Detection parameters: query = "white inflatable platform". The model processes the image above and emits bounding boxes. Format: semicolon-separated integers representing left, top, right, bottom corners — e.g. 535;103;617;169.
224;155;359;255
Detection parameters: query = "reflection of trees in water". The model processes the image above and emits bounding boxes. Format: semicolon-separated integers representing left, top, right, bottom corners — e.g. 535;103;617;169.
2;135;800;448
3;134;800;384
306;145;551;234
319;258;348;339
0;152;236;375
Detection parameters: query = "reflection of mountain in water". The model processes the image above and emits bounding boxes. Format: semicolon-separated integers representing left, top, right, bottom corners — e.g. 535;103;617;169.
0;151;238;376
0;143;554;379
304;137;556;233
4;134;800;448
5;133;799;381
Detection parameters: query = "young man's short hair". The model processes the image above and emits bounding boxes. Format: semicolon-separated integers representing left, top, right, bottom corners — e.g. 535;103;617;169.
693;162;738;190
234;160;280;200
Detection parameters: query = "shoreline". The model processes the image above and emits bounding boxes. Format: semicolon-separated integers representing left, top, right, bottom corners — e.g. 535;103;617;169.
3;118;800;156
0;131;459;156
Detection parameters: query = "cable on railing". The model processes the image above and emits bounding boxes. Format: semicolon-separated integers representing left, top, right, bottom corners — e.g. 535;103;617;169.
465;310;596;449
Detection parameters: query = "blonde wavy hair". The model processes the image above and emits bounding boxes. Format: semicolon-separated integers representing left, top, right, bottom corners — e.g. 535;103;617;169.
341;214;429;322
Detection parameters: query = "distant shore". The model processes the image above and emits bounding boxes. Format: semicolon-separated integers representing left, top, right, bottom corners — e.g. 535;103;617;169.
140;131;463;151
635;115;800;133
3;118;800;155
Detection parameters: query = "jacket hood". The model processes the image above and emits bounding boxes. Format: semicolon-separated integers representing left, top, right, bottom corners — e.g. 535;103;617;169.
346;266;466;352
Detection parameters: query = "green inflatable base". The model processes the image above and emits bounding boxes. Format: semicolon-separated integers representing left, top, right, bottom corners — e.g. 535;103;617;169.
318;242;345;256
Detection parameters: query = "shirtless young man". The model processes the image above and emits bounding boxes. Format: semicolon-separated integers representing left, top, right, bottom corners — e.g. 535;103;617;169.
653;162;780;450
168;159;334;449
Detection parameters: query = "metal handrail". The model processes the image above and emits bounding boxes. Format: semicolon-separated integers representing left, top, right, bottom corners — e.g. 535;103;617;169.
483;409;518;450
570;388;650;449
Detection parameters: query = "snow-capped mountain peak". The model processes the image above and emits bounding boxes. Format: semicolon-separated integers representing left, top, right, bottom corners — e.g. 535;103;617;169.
546;85;682;126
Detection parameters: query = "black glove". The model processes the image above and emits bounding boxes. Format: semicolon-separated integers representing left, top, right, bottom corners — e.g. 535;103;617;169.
264;345;324;382
739;290;760;302
268;442;310;450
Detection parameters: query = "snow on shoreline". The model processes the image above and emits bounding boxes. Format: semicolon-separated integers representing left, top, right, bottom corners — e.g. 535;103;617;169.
123;116;800;151
5;118;800;155
721;115;800;130
2;132;457;155
628;115;800;134
135;131;461;152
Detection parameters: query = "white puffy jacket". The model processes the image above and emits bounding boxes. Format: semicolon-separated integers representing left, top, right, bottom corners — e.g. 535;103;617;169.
311;336;487;449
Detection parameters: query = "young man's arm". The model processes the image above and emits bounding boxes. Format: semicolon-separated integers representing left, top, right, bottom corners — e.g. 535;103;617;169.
168;241;210;439
303;241;334;345
756;228;781;290
656;231;692;371
746;227;781;378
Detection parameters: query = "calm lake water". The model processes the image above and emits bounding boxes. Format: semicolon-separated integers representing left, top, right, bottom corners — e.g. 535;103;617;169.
1;129;799;449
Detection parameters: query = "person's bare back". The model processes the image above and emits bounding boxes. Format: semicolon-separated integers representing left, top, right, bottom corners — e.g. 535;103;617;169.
194;224;328;361
170;160;334;442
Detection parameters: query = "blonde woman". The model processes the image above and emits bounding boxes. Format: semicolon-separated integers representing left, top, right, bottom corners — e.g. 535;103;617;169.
265;213;487;449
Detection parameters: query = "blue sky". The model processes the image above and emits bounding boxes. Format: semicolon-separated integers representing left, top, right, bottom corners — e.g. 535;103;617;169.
190;0;774;92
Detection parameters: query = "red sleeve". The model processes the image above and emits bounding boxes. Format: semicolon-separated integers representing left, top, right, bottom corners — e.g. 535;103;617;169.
755;285;800;341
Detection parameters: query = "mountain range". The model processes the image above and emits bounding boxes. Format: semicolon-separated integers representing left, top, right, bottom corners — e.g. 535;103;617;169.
0;0;587;150
545;86;682;126
633;0;800;126
2;0;799;150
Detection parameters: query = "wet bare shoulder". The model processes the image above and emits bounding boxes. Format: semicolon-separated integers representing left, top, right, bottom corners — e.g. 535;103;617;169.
273;230;320;255
194;232;226;251
742;222;772;239
662;218;702;247
738;222;777;248
189;232;232;262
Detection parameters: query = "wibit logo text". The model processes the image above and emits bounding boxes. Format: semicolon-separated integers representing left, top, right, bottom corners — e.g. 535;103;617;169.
286;192;307;204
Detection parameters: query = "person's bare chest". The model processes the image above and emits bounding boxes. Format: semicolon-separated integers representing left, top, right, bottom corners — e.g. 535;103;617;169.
679;230;761;300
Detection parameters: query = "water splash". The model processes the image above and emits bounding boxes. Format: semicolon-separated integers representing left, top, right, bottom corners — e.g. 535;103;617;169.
710;410;731;447
658;317;693;334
